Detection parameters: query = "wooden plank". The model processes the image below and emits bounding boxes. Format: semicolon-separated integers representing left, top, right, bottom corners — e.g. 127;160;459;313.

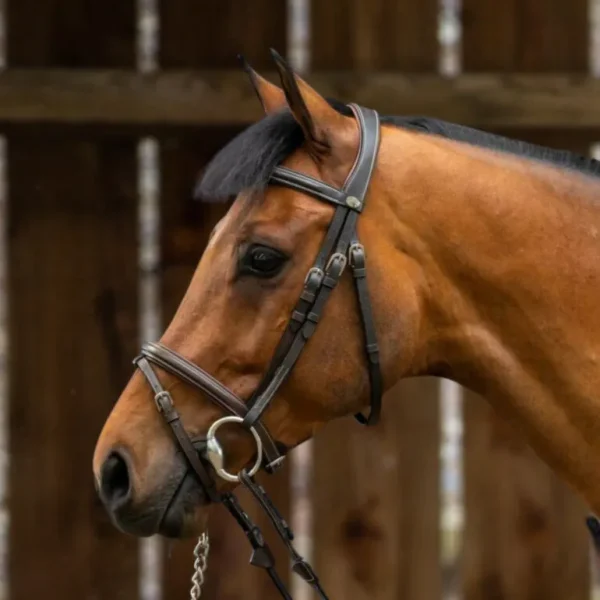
312;379;440;600
309;3;441;597
2;70;600;130
463;400;590;600
158;2;291;598
6;0;134;66
311;0;438;71
8;138;140;600
462;1;591;599
463;0;588;72
160;0;285;68
6;1;139;599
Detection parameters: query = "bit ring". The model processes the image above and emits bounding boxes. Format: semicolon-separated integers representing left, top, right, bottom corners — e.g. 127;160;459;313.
205;416;263;483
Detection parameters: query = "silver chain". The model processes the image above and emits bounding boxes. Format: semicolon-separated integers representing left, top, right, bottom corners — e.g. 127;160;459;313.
190;532;210;600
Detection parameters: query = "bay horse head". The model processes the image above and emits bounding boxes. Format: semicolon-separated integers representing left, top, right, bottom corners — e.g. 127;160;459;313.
94;49;600;563
93;51;422;539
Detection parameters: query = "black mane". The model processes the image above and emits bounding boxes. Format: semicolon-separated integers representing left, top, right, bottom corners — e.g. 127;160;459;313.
196;99;600;202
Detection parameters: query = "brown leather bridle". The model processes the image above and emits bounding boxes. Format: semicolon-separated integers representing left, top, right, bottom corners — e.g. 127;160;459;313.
133;104;382;599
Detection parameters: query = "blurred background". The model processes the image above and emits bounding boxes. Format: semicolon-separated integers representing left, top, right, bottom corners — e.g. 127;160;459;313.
0;0;599;599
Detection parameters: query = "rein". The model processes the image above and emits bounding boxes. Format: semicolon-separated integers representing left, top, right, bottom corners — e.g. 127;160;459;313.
133;104;382;598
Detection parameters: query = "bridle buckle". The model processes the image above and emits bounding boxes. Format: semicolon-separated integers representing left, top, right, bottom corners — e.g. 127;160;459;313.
325;252;347;277
304;266;324;286
154;390;174;415
348;242;366;267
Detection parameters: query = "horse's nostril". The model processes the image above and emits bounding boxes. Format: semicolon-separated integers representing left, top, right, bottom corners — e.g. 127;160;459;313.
100;450;132;511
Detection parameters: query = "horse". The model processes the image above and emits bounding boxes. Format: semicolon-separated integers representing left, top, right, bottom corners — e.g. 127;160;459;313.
93;49;600;596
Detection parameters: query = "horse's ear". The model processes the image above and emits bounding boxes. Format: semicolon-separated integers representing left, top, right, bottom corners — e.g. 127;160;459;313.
239;55;286;116
270;48;347;160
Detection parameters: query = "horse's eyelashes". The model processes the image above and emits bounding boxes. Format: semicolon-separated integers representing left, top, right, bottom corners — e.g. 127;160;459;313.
238;244;288;279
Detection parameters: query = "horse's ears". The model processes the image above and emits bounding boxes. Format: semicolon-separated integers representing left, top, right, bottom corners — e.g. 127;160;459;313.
270;49;348;160
240;55;287;115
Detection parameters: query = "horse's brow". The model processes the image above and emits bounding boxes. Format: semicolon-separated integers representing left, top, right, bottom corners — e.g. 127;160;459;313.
206;218;226;248
209;218;225;240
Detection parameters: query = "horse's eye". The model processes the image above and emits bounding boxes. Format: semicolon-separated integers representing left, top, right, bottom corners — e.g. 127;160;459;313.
240;244;288;278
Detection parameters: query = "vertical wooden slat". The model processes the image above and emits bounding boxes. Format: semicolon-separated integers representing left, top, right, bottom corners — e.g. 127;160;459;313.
161;0;287;68
463;0;589;72
463;0;592;150
309;3;441;598
463;404;590;600
311;0;437;71
158;3;290;599
312;379;440;600
462;2;591;599
6;1;139;598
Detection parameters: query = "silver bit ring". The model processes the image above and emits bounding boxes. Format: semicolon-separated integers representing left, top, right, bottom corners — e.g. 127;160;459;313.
205;416;263;483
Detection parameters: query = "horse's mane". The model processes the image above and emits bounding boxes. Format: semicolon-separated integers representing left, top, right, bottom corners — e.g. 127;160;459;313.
196;99;600;202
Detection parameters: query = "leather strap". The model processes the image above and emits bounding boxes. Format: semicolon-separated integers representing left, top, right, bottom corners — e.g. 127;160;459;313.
271;166;356;211
137;343;285;471
343;105;381;204
221;493;292;599
135;357;220;502
349;243;382;424
242;248;348;427
239;471;329;600
244;104;383;428
248;207;349;401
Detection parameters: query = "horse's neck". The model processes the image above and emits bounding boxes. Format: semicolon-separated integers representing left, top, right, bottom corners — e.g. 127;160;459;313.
382;128;600;511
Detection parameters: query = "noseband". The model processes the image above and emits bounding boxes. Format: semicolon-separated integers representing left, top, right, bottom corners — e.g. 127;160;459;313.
134;104;382;599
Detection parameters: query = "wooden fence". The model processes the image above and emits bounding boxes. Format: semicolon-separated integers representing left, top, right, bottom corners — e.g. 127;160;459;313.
2;0;599;599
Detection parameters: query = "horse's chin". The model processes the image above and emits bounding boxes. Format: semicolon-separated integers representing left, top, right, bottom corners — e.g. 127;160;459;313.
159;505;209;539
158;472;211;539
